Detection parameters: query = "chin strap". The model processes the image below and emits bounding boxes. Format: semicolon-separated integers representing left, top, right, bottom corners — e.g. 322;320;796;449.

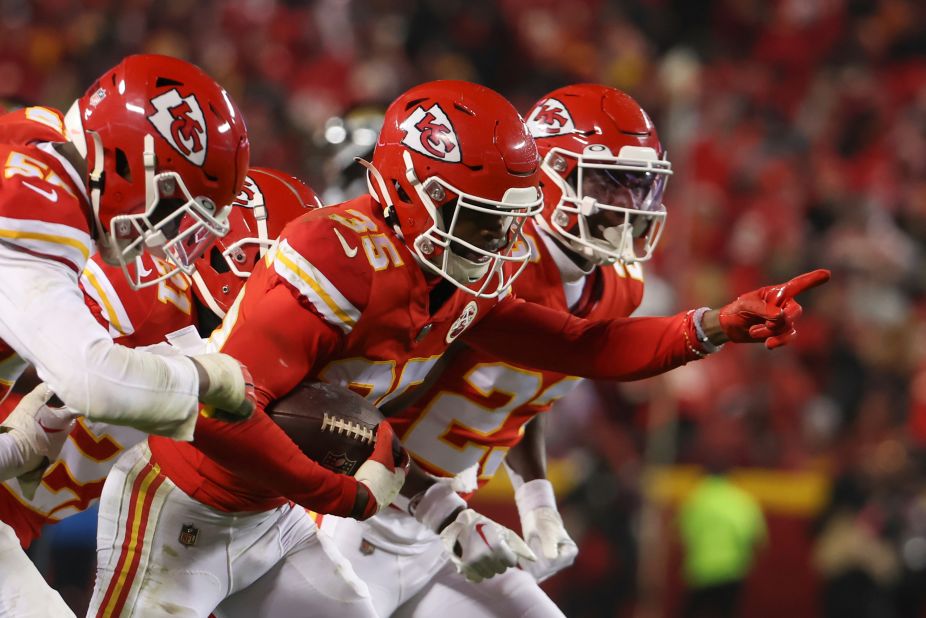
192;271;227;319
357;157;405;242
85;130;108;243
601;223;639;262
253;199;270;259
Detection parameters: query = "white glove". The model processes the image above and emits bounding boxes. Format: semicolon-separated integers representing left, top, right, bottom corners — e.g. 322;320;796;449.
0;384;76;498
191;353;256;421
412;481;536;582
352;421;409;518
515;479;578;582
440;508;537;583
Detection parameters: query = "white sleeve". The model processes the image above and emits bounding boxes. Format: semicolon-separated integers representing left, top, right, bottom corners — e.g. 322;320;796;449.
0;243;200;440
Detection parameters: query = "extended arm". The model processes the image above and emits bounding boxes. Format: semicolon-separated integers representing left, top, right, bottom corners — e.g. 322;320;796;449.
465;300;704;380
0;243;203;439
466;269;831;379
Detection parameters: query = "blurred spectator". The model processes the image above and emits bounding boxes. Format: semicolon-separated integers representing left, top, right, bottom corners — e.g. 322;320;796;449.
812;473;901;618
812;432;926;618
677;420;767;618
314;104;385;205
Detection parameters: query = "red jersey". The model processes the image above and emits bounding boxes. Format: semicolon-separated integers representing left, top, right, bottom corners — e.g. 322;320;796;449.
81;255;198;347
392;221;645;485
149;197;501;514
148;196;706;517
0;107;93;399
0;253;197;547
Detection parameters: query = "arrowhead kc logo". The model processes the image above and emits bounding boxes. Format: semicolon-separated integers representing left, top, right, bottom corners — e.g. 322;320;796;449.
148;89;208;166
526;97;575;137
400;104;461;162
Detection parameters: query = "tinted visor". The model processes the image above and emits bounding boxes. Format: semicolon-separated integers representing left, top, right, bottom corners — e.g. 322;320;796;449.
581;168;666;214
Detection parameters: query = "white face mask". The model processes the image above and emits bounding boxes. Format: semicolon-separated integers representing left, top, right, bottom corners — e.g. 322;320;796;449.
537;144;672;265
362;153;544;298
64;101;231;290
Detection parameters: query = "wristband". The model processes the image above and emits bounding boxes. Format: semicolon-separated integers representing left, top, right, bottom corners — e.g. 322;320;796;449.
410;481;468;533
515;479;557;518
693;307;724;354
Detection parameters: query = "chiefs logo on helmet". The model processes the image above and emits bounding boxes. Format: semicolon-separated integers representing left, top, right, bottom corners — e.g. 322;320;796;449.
526;97;575;137
148;89;208;166
400;104;461;163
231;175;264;209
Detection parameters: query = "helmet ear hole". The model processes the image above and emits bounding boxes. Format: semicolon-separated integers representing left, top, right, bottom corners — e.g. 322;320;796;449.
114;148;132;182
393;180;412;204
209;247;230;274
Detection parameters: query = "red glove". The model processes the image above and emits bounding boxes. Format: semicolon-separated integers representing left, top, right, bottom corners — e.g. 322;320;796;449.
717;269;830;350
351;420;410;519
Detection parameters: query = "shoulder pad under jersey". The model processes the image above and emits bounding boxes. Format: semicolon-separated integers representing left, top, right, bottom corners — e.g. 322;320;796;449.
270;201;389;334
0;157;90;272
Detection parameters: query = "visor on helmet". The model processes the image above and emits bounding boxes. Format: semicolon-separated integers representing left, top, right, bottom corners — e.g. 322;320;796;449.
543;144;671;264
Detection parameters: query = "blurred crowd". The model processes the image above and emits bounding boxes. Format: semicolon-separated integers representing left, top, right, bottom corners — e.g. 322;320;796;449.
3;0;925;616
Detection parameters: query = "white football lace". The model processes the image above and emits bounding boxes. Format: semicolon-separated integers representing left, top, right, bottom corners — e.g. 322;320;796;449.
320;412;375;444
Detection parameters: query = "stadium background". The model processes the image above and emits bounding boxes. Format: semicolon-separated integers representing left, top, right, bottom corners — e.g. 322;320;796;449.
5;0;925;616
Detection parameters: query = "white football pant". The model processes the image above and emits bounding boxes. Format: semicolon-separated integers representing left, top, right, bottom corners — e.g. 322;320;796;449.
88;442;377;618
0;520;74;617
320;509;565;618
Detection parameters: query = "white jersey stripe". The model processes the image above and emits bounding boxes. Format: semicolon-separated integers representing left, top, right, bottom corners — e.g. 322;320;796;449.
272;239;360;333
0;215;91;270
80;259;135;338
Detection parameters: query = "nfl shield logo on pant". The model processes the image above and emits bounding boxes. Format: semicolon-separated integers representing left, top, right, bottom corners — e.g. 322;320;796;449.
178;523;199;547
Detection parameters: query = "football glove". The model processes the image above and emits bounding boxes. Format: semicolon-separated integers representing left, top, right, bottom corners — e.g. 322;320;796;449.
352;420;409;519
0;384;76;498
192;353;256;421
409;481;536;583
515;479;578;582
717;269;830;349
440;508;537;583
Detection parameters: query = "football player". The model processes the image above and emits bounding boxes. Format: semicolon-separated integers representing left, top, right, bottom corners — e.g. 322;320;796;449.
0;54;260;618
87;80;827;618
0;168;318;617
0;54;258;478
317;83;674;616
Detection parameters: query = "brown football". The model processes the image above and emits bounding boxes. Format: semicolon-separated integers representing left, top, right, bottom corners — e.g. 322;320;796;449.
265;380;382;476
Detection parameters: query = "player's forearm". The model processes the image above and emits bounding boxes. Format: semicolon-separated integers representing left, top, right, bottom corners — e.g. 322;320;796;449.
466;300;706;381
398;458;440;500
504;415;547;487
192;410;360;516
70;341;199;437
0;250;200;437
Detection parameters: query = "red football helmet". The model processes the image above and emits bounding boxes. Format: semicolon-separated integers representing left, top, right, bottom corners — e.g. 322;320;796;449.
191;167;320;317
364;80;543;298
63;54;250;289
525;84;671;264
